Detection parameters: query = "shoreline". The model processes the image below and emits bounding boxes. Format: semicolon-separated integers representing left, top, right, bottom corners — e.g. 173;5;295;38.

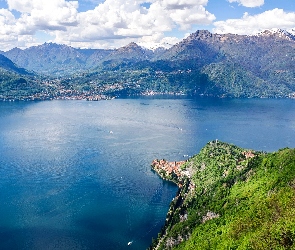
2;91;295;102
150;159;193;250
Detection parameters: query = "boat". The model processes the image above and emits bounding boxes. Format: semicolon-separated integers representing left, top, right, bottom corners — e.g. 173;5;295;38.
127;241;133;246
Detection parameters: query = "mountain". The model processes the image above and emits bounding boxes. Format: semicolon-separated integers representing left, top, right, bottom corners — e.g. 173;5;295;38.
105;42;153;61
150;141;295;249
2;29;295;98
1;42;156;76
64;29;295;98
257;28;295;40
2;43;97;76
145;29;295;97
83;48;113;68
91;42;156;71
158;29;295;81
155;30;222;63
0;53;32;75
0;54;47;100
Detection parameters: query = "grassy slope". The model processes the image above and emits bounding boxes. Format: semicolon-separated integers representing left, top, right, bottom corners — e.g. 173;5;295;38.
154;141;295;250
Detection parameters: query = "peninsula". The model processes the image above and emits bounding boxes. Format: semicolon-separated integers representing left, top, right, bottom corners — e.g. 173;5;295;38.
150;141;295;249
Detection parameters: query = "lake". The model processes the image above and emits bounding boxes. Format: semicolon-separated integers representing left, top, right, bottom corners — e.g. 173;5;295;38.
0;97;295;250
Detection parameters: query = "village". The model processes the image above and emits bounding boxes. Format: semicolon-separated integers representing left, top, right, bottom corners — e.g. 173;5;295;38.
151;159;190;186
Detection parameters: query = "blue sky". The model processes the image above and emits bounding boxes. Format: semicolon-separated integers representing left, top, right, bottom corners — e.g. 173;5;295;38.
209;0;294;20
0;0;294;50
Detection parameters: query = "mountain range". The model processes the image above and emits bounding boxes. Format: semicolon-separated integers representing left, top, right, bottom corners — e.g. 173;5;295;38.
1;28;295;99
0;42;160;76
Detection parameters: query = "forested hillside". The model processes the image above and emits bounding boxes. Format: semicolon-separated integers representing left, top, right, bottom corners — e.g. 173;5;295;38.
1;29;295;99
151;141;295;250
59;29;295;98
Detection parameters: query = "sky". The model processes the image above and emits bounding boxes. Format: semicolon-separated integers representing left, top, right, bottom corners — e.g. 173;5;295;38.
0;0;294;51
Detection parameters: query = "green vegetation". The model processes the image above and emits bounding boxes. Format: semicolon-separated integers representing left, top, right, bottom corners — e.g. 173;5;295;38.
60;62;210;97
201;62;291;98
2;29;295;100
151;141;295;249
0;68;45;100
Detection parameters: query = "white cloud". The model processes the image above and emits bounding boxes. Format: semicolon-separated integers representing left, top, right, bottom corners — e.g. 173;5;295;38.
56;0;215;46
138;33;182;50
213;8;295;35
162;0;208;10
169;5;215;30
0;0;79;49
0;0;215;50
0;0;78;40
6;0;78;13
228;0;264;8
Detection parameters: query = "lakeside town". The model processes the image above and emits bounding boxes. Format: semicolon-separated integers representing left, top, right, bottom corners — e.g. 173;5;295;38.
0;77;189;102
151;159;190;187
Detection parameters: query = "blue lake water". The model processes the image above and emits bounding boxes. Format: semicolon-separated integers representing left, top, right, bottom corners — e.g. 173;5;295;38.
0;97;295;249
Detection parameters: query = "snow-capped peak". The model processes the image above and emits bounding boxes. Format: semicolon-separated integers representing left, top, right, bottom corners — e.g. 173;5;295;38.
256;28;295;41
